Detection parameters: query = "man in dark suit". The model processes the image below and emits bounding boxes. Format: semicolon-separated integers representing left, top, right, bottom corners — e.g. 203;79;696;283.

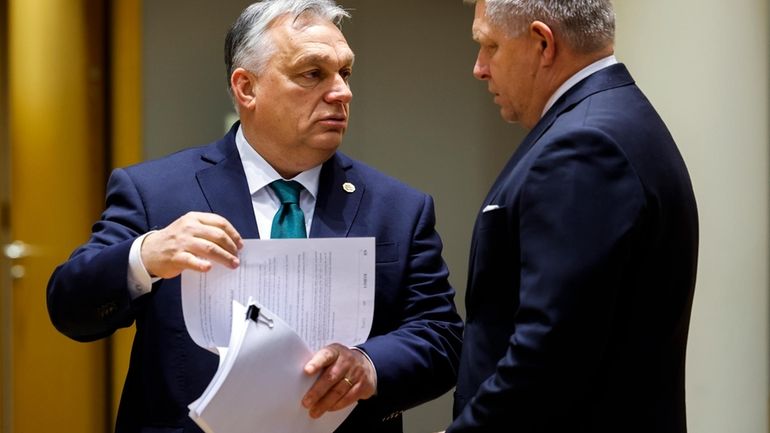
46;1;463;432
446;1;698;432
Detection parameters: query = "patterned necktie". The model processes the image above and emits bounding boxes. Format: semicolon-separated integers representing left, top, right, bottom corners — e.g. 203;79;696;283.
269;180;307;238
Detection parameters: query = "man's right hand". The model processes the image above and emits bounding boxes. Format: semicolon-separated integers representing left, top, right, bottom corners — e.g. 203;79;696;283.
141;211;243;279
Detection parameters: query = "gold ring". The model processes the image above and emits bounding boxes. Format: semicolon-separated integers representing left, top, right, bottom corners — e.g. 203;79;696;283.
343;377;354;387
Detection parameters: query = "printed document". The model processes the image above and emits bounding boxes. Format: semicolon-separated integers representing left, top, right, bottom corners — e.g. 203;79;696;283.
181;237;375;353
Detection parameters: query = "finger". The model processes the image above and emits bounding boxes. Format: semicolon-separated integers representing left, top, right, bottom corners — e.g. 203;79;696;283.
192;223;241;257
308;378;355;419
304;346;340;375
177;229;241;269
302;343;356;409
177;251;213;273
327;369;366;412
328;386;361;412
192;212;244;249
184;235;240;270
303;346;352;409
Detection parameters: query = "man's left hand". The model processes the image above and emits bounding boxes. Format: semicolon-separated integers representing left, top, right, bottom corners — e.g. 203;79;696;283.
302;343;376;418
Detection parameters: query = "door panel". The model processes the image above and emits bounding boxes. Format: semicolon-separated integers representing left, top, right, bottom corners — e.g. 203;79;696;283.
6;0;107;431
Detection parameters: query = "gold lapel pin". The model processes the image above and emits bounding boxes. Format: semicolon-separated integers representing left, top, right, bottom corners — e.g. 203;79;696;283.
342;182;356;193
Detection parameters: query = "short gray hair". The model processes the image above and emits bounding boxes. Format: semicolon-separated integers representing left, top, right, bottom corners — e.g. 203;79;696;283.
224;0;350;91
467;0;615;54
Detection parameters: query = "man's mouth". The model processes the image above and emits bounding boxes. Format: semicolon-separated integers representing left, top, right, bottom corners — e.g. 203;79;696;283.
318;115;347;129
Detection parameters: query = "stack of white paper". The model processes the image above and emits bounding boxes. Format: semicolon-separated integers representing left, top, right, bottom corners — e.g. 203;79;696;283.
182;238;376;433
189;300;355;433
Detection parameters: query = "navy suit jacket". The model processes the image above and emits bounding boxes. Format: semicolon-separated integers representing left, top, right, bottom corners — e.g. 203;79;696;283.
47;125;463;433
449;64;698;432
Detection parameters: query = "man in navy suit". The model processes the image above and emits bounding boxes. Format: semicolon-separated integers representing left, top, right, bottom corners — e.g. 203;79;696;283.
446;1;698;432
46;1;462;432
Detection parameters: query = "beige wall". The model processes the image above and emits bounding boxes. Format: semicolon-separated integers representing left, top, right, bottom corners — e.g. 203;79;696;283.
143;1;770;432
614;1;769;432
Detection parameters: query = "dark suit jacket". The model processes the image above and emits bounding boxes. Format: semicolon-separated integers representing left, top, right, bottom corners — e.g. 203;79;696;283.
449;64;698;432
47;125;463;433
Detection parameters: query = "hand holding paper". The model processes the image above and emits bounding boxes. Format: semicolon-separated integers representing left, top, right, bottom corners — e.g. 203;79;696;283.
302;343;377;418
142;211;244;278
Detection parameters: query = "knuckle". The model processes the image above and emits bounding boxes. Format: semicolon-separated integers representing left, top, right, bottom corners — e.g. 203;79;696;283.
323;370;337;383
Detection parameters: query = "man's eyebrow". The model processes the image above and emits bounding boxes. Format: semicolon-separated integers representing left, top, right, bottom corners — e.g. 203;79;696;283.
471;27;484;42
293;52;354;68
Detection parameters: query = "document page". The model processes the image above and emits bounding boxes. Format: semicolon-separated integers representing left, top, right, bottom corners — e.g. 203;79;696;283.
189;300;355;433
181;237;375;352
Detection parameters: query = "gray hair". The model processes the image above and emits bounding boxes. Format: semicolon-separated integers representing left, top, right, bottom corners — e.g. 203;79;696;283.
467;0;615;54
224;0;350;91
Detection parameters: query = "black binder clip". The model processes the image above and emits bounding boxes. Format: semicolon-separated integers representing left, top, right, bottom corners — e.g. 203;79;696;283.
246;304;274;328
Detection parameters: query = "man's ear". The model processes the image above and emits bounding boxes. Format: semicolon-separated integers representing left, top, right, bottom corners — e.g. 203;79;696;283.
231;68;258;110
530;21;556;66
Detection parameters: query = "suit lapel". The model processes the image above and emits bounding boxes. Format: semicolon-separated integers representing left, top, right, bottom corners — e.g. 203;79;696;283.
196;128;261;239
310;153;362;238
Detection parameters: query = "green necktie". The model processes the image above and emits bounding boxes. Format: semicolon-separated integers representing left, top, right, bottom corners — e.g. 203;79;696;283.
269;180;307;238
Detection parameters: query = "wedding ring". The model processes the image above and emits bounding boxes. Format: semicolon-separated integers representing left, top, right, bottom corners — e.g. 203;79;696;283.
343;377;354;387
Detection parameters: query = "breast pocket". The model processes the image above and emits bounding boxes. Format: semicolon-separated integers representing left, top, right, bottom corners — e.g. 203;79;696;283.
477;206;508;232
375;241;398;264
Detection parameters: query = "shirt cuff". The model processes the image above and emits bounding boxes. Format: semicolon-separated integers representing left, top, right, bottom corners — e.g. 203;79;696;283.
127;231;159;300
351;346;378;394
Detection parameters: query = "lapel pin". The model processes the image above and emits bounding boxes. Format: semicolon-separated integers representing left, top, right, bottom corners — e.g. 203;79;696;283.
342;182;356;193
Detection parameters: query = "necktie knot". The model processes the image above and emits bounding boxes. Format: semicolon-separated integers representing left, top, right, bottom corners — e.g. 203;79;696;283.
270;180;303;205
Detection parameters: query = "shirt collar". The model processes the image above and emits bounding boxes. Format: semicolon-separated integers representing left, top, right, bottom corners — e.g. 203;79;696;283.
542;55;618;117
235;125;322;198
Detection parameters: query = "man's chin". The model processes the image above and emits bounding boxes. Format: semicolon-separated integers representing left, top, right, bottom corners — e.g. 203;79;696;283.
312;131;345;149
499;109;518;124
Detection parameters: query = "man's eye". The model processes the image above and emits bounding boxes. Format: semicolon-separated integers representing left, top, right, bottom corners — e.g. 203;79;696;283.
302;70;322;80
478;45;497;57
340;69;352;82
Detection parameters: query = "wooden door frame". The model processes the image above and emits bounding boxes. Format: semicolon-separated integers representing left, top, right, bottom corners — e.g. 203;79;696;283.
0;0;12;430
108;0;142;426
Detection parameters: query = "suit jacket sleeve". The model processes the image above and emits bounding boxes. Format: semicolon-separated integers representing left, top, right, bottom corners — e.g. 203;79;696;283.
449;128;646;431
47;168;148;341
356;193;464;419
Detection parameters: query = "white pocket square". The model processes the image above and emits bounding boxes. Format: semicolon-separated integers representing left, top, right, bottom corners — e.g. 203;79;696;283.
482;204;501;213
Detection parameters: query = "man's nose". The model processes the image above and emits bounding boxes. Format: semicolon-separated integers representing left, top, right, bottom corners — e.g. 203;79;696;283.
473;56;490;81
326;74;353;104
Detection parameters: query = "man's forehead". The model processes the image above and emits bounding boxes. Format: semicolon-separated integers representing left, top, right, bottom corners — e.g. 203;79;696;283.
472;18;491;41
270;16;353;59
